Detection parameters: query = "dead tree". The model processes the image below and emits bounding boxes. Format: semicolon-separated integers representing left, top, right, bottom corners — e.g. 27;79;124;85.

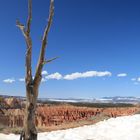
16;0;55;139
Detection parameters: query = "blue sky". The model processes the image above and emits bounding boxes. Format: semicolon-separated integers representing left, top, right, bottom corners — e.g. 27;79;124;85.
0;0;140;98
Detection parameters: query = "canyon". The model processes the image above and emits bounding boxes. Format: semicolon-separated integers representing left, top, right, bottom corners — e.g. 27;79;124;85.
0;97;140;132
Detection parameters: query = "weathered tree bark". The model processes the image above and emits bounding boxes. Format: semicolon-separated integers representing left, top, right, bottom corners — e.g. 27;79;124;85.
16;0;54;140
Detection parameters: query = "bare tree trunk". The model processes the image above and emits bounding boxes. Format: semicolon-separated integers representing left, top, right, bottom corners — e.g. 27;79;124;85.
23;86;38;140
16;0;54;140
21;83;39;140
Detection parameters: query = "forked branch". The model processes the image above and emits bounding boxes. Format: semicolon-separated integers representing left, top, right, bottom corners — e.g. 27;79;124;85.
34;0;54;85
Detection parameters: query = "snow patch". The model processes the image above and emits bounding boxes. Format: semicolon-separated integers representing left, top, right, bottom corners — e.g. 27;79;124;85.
0;115;140;140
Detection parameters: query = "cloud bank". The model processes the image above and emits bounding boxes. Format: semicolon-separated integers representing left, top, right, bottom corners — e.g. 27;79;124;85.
3;70;112;83
45;71;112;80
63;71;112;80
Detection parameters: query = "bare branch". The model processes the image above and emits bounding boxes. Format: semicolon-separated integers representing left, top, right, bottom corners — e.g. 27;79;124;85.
25;0;32;83
16;20;26;38
34;0;54;85
43;56;59;65
16;0;33;84
42;0;54;42
26;0;32;35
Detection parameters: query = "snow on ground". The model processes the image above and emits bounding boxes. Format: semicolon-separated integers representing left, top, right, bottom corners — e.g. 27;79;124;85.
0;114;140;140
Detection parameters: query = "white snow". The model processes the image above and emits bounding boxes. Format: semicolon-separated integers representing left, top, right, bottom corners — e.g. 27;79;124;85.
0;114;140;140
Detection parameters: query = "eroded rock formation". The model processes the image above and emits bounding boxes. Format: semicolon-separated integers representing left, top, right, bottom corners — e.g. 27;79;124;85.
0;105;139;128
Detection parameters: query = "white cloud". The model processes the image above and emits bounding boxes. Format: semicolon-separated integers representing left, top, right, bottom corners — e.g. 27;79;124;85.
3;78;15;84
42;70;48;75
64;71;112;80
117;73;127;77
19;78;25;82
131;77;140;85
131;78;136;81
132;77;140;82
46;72;62;80
10;70;112;82
137;77;140;82
64;72;81;80
41;78;47;82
